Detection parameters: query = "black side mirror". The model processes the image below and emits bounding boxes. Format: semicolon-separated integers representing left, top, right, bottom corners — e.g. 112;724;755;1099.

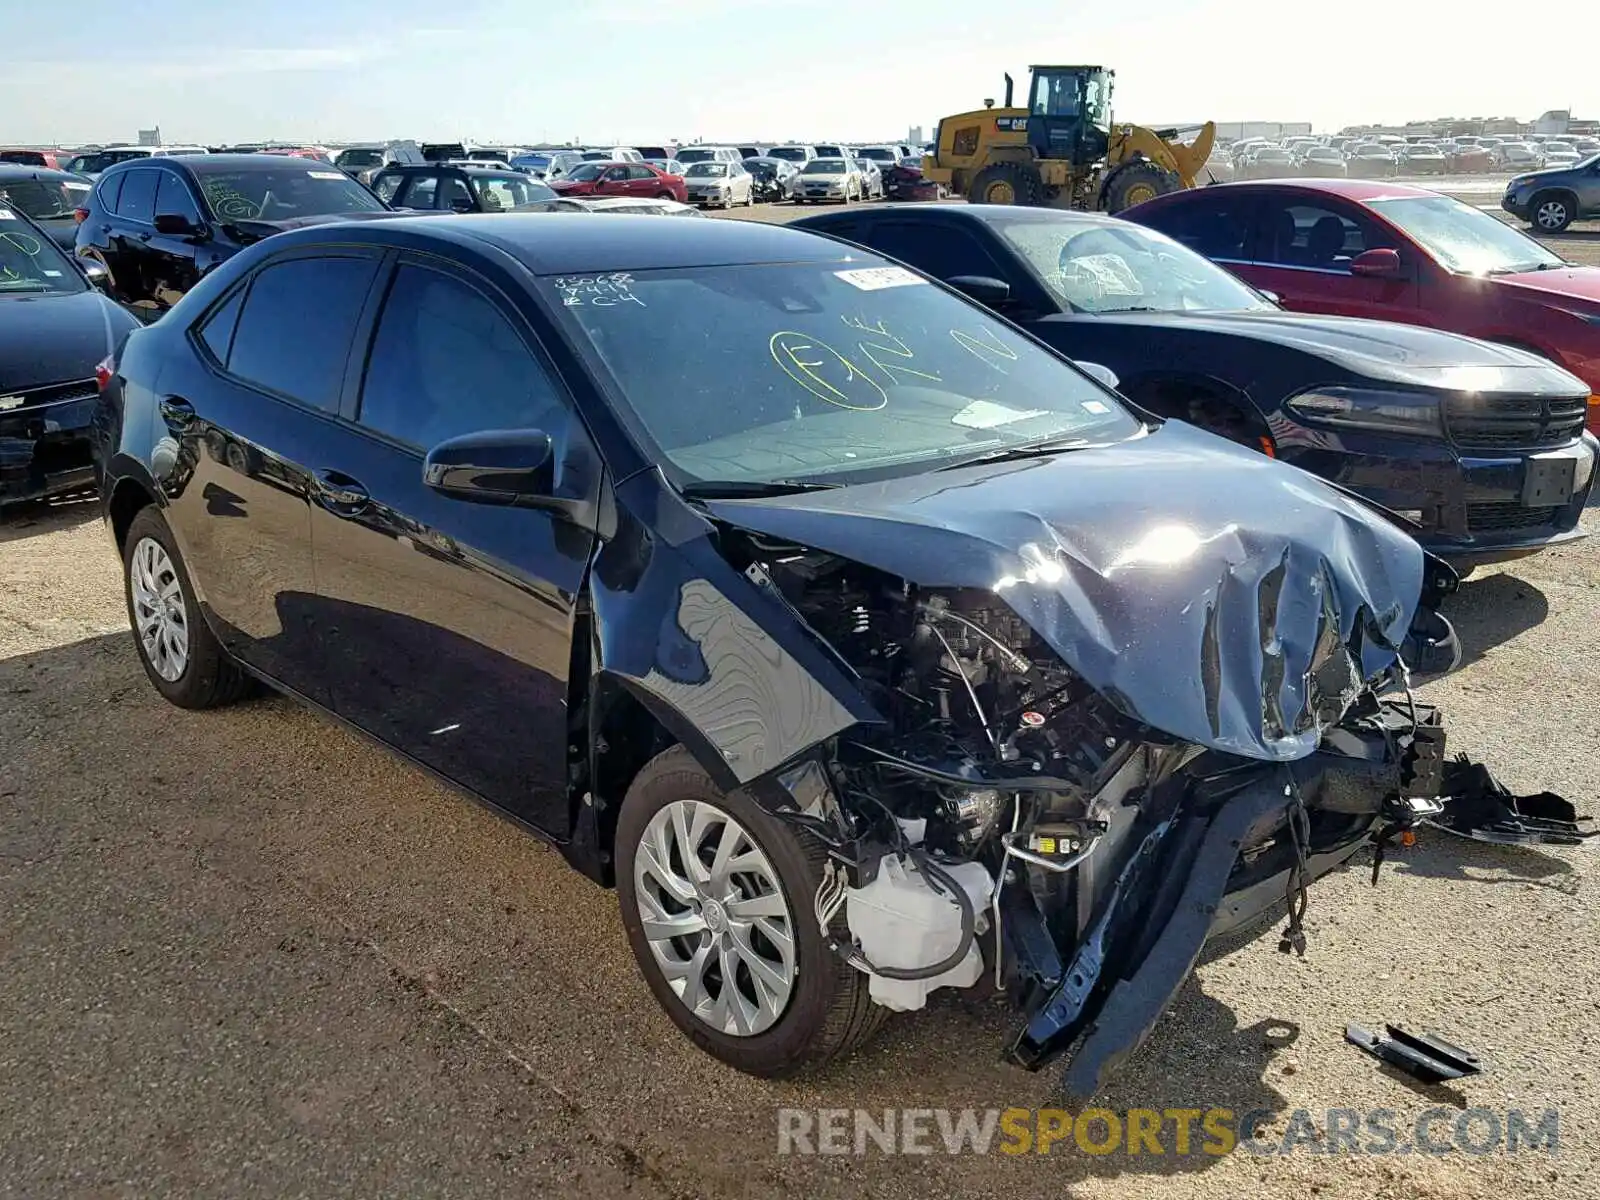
946;275;1012;305
424;429;554;506
153;213;203;237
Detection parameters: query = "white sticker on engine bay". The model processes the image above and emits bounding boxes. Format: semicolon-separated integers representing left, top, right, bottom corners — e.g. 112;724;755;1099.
834;266;925;291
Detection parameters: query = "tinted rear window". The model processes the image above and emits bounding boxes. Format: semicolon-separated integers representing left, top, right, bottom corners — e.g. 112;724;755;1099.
227;256;379;410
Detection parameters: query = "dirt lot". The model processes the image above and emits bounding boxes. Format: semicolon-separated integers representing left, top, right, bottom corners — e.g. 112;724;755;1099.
2;204;1597;1199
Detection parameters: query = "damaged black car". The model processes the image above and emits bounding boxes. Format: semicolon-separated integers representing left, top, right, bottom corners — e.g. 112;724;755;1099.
93;214;1467;1096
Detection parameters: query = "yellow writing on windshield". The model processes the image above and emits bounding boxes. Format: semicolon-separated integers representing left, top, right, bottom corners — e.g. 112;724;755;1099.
841;315;942;384
769;331;888;411
950;325;1019;374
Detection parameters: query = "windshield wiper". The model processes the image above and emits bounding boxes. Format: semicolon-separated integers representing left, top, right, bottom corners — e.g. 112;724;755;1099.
679;479;841;499
934;437;1093;471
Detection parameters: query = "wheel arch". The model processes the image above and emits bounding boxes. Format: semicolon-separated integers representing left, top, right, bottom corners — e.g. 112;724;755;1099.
108;473;159;551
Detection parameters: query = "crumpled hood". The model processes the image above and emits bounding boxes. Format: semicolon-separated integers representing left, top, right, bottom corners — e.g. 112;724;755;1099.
1067;310;1591;394
705;420;1425;761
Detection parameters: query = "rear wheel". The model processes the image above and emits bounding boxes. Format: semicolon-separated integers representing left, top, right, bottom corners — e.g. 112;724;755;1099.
615;746;884;1077
968;162;1044;207
1100;159;1182;214
122;505;252;710
1530;191;1575;233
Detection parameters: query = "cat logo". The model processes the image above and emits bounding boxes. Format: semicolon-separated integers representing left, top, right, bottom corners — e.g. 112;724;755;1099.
0;395;24;412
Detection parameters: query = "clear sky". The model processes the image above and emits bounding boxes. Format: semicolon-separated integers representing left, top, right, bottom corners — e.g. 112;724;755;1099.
6;0;1597;146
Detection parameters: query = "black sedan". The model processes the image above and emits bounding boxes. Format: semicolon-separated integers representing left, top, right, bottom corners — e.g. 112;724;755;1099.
0;164;94;250
791;204;1598;569
93;213;1464;1097
1;202;141;506
73;154;408;318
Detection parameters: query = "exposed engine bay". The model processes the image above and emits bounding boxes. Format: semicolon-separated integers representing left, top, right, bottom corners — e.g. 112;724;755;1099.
728;529;1459;1098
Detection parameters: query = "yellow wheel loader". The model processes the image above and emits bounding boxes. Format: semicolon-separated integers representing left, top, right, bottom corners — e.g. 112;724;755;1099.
922;66;1216;214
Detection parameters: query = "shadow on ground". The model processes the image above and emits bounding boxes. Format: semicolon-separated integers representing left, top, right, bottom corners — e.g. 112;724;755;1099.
1440;572;1549;668
0;492;101;546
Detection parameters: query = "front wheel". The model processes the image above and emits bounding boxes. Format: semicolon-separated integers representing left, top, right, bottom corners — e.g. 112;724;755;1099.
615;746;883;1077
1530;192;1575;234
122;505;252;709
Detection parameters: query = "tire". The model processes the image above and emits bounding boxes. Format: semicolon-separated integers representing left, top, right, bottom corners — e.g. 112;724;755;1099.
1529;191;1575;234
1099;159;1182;214
656;191;673;200
967;162;1044;206
122;505;252;710
615;746;884;1078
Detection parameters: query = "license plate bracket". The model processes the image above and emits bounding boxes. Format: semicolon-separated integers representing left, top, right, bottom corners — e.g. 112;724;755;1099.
1521;452;1577;506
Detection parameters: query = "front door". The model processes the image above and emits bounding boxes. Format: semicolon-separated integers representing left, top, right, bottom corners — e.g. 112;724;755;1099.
154;249;384;704
1240;194;1419;320
307;256;596;831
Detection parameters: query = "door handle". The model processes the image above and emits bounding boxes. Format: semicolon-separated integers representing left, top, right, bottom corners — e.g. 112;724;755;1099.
314;470;369;513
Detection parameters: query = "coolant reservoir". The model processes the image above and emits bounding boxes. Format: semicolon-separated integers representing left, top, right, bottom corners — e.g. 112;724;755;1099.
845;855;994;1012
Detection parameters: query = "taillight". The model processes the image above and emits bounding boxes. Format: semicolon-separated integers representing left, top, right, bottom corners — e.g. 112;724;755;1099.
73;206;90;224
94;355;115;391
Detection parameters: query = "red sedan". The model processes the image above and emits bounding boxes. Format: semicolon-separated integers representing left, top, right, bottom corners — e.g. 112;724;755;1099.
548;161;687;204
1126;180;1600;432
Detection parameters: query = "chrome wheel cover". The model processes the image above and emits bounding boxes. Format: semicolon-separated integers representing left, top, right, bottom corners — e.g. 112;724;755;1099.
130;537;190;682
633;799;797;1037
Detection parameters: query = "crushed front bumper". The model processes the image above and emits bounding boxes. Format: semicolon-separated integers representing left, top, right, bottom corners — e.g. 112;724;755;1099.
1004;700;1445;1099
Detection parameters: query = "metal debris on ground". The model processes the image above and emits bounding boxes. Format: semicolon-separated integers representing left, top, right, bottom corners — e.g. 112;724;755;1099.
1428;755;1596;847
1345;1022;1484;1083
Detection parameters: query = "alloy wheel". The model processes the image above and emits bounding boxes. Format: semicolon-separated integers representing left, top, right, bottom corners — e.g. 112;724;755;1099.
632;798;797;1037
129;537;190;682
1536;200;1570;231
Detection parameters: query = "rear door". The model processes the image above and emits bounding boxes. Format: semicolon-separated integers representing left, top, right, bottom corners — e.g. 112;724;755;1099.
157;248;384;705
306;255;598;831
1241;192;1419;320
104;167;160;309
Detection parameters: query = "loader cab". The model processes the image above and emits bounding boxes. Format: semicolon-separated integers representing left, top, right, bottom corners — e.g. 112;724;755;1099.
1024;65;1113;166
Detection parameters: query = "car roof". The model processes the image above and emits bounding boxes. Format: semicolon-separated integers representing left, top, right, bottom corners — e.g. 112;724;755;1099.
1148;178;1443;204
272;211;858;275
804;202;1126;229
0;164;84;183
98;153;305;177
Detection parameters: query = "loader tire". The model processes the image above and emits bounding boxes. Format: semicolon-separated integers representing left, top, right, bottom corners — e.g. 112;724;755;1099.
1100;160;1182;214
968;163;1044;207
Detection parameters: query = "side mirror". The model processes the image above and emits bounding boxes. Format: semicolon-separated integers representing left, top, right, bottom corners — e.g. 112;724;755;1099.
1350;247;1403;278
1074;361;1121;391
81;259;112;291
946;275;1012;305
153;213;203;237
423;429;554;506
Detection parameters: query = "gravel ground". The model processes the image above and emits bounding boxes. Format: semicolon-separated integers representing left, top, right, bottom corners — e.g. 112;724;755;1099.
2;194;1597;1199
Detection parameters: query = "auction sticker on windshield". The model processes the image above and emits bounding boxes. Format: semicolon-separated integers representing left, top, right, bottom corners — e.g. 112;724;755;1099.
834;266;925;291
0;209;13;220
307;171;345;180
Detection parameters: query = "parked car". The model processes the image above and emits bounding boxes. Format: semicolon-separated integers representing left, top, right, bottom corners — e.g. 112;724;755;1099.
1346;143;1398;179
372;164;568;213
1240;147;1293;179
794;157;864;203
1444;144;1493;173
1;149;66;170
743;157;798;203
1200;154;1235;183
513;151;587;181
855;146;901;168
674;146;742;167
579;147;645;164
1540;146;1582;169
1124;179;1600;433
0;202;141;505
811;143;850;159
679;161;753;208
0;165;94;250
1397;145;1448;176
792;203;1597;567
735;145;765;160
73;154;401;317
853;155;885;199
90;211;1466;1095
879;159;940;201
1294;146;1347;178
636;145;676;163
1492;143;1543;171
766;145;816;165
1501;152;1600;233
333;141;427;186
260;146;334;163
60;146;206;180
546;162;689;204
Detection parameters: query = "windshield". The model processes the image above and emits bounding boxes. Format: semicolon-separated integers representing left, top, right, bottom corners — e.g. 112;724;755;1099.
421;144;464;161
513;154;550;170
804;160;846;174
0;208;86;294
547;260;1139;488
768;147;807;161
814;146;843;157
335;149;385;168
685;163;727;177
637;147;669;160
859;148;895;161
191;166;387;221
0;176;92;220
1368;194;1564;275
1002;218;1273;315
675;149;717;164
564;164;605;182
473;175;557;210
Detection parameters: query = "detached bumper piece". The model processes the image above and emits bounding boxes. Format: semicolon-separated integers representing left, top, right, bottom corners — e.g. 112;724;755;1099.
1345;1022;1483;1084
1429;755;1596;847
